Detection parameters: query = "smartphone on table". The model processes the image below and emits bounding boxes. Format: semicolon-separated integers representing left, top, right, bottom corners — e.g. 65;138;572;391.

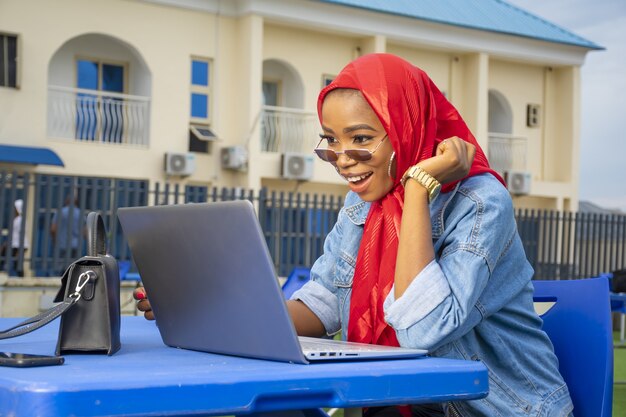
0;352;64;367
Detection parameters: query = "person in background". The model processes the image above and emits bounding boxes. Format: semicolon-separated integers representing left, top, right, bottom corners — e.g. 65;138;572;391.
50;195;83;274
134;53;573;416
0;199;29;277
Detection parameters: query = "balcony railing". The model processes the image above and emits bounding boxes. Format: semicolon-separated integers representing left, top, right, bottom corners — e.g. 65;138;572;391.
261;105;319;154
47;86;151;147
488;133;528;174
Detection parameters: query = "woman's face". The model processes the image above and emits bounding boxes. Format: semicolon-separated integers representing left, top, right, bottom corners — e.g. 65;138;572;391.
320;90;395;202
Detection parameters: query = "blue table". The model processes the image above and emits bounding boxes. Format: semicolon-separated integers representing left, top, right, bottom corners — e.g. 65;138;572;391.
0;317;488;416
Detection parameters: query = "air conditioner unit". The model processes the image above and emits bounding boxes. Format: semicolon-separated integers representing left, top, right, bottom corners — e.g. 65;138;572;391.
282;152;314;181
164;152;195;176
221;146;248;170
504;170;532;195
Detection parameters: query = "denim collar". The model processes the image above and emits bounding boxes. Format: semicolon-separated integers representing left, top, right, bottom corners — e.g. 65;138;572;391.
343;182;461;232
343;192;370;225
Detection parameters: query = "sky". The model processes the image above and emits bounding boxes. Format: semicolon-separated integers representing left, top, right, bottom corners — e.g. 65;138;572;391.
506;0;626;212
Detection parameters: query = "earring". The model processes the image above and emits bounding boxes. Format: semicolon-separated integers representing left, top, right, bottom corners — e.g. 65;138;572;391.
387;151;396;179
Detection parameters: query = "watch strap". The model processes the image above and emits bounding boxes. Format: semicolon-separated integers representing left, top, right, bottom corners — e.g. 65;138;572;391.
401;165;441;203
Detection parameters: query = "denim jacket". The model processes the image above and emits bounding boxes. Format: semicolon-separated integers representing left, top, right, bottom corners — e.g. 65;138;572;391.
292;174;574;417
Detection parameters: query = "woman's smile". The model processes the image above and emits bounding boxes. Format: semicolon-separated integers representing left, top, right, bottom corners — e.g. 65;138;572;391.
342;170;373;191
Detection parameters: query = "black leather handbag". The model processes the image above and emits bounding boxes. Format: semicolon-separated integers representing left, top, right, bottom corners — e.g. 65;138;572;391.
53;211;121;355
0;211;121;356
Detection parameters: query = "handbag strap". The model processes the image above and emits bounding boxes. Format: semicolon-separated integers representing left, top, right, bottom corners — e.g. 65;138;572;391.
87;211;107;257
0;270;96;340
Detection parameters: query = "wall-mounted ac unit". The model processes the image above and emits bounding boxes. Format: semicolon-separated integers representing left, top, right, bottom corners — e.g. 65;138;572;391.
282;152;314;180
221;146;248;170
504;170;532;195
164;152;195;176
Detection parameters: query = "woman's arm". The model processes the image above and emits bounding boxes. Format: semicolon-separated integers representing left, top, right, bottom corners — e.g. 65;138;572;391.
394;138;475;298
286;195;362;338
286;300;326;337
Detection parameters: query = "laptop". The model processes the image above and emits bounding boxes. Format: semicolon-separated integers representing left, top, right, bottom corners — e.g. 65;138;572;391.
117;200;427;364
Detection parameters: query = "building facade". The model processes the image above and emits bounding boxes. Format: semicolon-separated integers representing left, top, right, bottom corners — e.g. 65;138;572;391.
0;0;600;212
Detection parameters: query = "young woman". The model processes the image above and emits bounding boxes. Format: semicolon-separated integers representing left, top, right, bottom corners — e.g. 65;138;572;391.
136;54;573;416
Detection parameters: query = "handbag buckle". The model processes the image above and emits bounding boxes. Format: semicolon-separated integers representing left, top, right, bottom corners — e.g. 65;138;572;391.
69;271;97;301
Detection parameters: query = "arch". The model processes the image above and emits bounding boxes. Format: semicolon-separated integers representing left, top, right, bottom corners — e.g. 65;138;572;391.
488;89;513;134
262;59;304;109
48;33;152;97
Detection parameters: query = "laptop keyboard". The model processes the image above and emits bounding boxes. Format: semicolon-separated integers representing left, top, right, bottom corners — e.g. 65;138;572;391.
299;336;390;352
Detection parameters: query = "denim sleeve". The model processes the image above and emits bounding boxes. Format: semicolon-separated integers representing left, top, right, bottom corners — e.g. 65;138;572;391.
383;251;489;350
291;280;341;336
290;210;346;336
383;181;516;351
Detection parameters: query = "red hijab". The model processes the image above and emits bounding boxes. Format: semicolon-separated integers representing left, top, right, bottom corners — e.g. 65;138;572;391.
317;53;504;346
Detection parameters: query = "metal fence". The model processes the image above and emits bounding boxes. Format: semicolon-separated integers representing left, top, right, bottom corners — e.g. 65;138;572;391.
0;171;343;277
1;170;625;279
517;209;626;280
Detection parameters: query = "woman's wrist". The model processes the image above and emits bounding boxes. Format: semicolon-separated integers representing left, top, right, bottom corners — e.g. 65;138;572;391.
402;165;441;203
403;178;430;202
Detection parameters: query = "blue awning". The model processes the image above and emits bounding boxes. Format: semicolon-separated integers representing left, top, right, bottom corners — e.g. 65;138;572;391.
0;144;64;167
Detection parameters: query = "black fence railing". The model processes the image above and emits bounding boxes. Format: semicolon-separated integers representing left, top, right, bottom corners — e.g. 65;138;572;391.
0;171;344;277
516;209;626;280
1;170;625;280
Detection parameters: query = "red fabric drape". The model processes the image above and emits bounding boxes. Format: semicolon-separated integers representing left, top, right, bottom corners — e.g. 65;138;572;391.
317;54;504;348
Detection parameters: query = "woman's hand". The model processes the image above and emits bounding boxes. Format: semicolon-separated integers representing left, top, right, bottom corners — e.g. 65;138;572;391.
133;287;155;320
418;137;476;185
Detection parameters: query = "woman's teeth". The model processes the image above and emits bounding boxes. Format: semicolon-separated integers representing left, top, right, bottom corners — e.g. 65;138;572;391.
345;172;373;183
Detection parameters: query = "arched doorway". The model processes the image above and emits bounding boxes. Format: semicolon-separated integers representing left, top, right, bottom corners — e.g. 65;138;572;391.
488;89;513;134
47;33;152;145
262;59;304;108
261;59;316;153
488;89;520;174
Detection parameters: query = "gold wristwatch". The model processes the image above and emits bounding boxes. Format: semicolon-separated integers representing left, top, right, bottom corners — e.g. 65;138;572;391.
401;165;441;203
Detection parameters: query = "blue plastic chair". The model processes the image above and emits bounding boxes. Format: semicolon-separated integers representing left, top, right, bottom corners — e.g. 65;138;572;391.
282;267;311;299
604;272;626;343
118;260;131;280
533;277;613;417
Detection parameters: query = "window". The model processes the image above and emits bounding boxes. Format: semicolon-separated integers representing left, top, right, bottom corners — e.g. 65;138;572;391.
77;59;125;93
185;185;209;203
189;58;214;153
0;33;18;88
262;80;281;106
190;58;211;123
189;124;217;153
75;57;127;142
321;74;335;88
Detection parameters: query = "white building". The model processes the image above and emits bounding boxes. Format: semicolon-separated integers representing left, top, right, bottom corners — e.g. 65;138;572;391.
0;0;601;211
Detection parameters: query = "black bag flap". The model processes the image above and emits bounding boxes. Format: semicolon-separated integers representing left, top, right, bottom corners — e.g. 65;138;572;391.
53;257;105;303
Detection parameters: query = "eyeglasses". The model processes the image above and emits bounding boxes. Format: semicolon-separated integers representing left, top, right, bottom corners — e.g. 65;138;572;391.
313;134;388;162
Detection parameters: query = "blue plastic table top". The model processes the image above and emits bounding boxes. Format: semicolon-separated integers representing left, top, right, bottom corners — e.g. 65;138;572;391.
0;317;488;416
